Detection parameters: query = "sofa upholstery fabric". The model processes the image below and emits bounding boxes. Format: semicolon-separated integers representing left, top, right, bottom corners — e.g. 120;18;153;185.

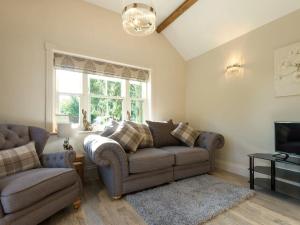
161;146;209;166
0;182;80;225
0;168;78;214
42;151;76;168
128;148;174;174
0;142;41;178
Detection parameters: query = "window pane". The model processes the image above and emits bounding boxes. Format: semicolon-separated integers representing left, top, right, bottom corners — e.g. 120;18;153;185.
131;100;143;123
130;82;142;98
107;81;121;97
90;97;107;124
89;78;106;95
108;99;122;121
58;95;80;124
56;69;82;94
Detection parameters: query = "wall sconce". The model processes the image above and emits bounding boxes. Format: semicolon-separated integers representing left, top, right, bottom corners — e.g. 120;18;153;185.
225;63;243;78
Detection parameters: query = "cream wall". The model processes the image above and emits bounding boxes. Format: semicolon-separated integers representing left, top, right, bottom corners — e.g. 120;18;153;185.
186;10;300;176
0;0;186;128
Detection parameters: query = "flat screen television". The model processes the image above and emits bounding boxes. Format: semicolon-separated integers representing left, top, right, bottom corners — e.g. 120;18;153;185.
275;122;300;156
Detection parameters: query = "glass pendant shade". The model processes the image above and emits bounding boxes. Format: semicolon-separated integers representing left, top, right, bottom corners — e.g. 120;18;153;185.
122;3;156;36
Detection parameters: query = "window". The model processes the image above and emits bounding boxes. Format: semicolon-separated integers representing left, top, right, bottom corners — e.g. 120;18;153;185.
55;70;148;129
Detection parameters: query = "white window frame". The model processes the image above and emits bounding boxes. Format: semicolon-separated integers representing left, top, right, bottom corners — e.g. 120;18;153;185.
45;43;151;132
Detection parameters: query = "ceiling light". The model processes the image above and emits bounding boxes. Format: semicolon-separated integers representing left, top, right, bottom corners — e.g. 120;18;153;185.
122;3;156;36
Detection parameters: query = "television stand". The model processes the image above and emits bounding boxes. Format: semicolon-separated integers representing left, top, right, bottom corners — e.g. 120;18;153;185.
248;153;300;200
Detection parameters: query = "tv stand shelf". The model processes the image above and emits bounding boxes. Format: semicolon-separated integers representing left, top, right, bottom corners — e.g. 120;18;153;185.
248;153;300;200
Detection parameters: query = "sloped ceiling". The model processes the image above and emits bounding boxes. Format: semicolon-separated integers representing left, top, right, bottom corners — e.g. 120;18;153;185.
85;0;300;60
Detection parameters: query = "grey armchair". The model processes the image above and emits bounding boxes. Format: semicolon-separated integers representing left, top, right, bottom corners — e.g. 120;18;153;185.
0;124;82;225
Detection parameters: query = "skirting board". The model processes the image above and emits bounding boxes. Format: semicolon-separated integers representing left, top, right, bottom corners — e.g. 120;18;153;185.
216;159;249;177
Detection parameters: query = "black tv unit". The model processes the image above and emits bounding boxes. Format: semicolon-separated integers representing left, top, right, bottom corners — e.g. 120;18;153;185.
248;153;300;200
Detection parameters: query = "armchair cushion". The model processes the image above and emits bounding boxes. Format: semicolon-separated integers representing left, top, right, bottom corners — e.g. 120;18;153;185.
42;150;76;168
0;142;41;178
0;168;78;214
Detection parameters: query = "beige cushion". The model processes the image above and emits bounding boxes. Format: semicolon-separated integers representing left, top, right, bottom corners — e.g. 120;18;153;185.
125;121;153;149
0;142;41;178
128;148;174;173
171;123;200;147
161;146;209;166
109;123;144;153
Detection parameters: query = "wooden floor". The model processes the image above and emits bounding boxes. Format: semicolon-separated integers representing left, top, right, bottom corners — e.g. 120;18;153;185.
40;170;300;225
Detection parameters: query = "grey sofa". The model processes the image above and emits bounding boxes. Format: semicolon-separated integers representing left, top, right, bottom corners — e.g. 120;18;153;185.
0;124;82;225
84;131;224;199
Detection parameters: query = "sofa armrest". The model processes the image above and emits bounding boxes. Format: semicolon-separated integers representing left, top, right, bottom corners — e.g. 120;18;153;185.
84;135;129;178
196;131;225;171
41;151;76;168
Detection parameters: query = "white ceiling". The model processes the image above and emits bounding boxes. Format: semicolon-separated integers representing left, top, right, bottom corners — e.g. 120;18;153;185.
85;0;300;60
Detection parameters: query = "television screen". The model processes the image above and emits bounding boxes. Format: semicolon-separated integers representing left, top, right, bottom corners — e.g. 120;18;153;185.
275;122;300;155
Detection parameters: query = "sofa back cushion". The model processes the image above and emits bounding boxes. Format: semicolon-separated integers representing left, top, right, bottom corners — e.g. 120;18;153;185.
146;120;181;148
125;121;153;149
171;123;200;147
0;142;41;178
109;123;144;153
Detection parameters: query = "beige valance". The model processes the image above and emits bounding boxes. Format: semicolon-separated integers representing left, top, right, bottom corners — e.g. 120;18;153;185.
54;53;149;82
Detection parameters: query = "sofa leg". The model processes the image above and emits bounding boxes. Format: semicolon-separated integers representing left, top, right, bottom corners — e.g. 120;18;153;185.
112;195;122;200
73;198;81;209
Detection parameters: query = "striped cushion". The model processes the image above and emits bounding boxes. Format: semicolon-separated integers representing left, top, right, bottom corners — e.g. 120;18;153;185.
125;121;154;149
109;123;144;153
171;123;200;147
0;142;41;178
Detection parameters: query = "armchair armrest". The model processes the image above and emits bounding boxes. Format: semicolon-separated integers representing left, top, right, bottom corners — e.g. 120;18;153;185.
42;151;76;168
196;131;225;171
84;135;129;178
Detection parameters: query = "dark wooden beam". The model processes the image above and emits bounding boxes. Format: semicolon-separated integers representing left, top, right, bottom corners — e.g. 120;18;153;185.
156;0;198;33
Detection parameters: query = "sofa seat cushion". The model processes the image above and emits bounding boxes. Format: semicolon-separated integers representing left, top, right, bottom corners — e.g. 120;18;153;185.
0;168;78;214
161;146;209;166
128;148;174;174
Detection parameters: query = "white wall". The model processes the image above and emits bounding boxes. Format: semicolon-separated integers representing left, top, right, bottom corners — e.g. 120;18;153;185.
0;0;186;128
186;10;300;176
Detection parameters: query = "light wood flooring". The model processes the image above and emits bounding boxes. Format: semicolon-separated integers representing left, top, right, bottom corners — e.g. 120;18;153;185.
40;170;300;225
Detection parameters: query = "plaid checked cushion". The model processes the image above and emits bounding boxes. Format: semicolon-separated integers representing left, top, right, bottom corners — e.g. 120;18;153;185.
0;142;41;178
109;123;144;153
171;123;200;147
125;121;154;149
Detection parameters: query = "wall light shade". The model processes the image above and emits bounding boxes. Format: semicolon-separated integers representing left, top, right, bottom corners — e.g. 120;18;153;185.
122;3;156;36
225;63;243;78
226;64;243;73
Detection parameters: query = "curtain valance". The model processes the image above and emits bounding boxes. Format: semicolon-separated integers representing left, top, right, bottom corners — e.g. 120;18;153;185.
54;53;149;82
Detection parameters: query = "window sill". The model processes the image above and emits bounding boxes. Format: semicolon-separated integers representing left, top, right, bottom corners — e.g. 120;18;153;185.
50;130;103;136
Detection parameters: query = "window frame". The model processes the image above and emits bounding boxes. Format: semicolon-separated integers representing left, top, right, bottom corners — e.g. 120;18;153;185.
45;46;151;132
54;70;148;129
